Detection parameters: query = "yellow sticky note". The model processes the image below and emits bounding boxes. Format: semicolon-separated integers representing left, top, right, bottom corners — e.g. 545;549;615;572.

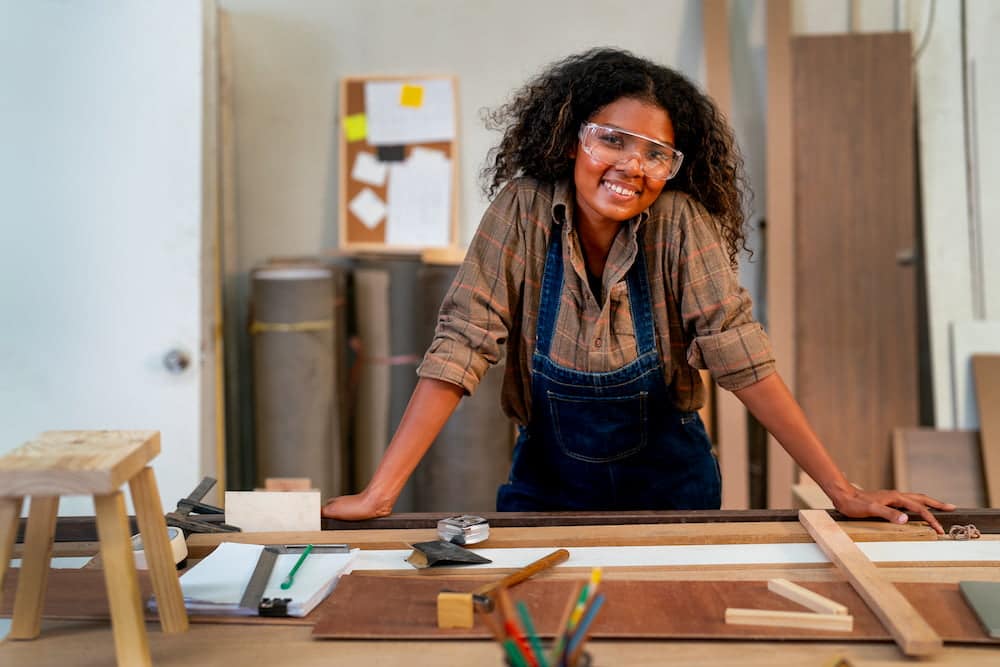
343;113;367;142
399;84;424;108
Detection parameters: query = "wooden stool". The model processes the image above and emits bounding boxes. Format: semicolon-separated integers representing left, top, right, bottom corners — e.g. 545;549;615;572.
0;430;188;666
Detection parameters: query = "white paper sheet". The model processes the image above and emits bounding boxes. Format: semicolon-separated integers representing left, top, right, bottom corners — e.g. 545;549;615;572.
349;187;388;229
364;80;455;146
351;151;387;187
386;155;451;247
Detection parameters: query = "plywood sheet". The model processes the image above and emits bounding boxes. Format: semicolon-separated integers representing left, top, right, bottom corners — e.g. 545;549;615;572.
792;33;918;493
893;428;986;508
311;574;992;642
974;354;1000;506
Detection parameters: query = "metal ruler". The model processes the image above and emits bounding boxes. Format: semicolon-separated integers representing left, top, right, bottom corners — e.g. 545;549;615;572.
238;544;350;616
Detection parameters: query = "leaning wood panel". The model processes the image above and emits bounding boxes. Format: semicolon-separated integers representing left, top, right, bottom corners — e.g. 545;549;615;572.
799;510;941;656
892;428;986;507
973;354;1000;506
792;34;918;493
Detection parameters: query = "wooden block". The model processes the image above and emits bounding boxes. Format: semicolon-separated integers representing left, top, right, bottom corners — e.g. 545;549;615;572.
129;466;188;634
725;608;853;632
9;496;58;639
792;482;834;509
0;430;160;496
768;578;848;615
436;591;474;629
799;510;942;656
973;354;1000;506
892;428;985;507
263;477;313;491
224;491;320;532
94;490;152;667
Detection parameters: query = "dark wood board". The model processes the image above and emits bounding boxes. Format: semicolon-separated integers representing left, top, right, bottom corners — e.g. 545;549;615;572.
311;574;995;643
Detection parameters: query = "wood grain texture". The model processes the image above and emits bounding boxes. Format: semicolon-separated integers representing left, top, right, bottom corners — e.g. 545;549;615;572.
792;33;918;493
184;521;937;559
8;496;58;639
0;431;160;496
799;510;942;656
892;428;985;507
94;491;152;667
129;466;188;634
0;497;22;611
973;355;1000;506
725;608;852;632
311;574;988;642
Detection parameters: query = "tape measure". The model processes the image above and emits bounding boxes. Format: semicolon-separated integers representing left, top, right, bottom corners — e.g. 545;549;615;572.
131;526;187;569
437;515;490;545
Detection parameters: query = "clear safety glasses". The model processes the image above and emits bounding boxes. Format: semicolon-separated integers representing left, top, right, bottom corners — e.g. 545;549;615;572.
578;122;684;181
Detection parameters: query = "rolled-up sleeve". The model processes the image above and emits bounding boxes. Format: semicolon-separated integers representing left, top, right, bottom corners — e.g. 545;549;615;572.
416;181;526;395
672;199;775;391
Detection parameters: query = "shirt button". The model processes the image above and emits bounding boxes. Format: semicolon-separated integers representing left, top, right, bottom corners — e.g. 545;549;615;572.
594;338;602;348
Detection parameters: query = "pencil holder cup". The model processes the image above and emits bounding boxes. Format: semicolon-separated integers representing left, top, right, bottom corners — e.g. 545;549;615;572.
502;640;592;666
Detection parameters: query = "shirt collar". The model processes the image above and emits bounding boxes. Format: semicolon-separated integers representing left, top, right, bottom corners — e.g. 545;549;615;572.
550;178;651;228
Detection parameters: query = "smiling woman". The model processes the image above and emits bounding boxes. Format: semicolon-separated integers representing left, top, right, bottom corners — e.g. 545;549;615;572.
322;48;955;530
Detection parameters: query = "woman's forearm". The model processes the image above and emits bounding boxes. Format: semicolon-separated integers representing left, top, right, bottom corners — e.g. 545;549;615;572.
362;377;465;512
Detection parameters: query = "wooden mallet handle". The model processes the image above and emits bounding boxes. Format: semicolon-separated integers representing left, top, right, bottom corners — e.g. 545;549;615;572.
473;548;570;598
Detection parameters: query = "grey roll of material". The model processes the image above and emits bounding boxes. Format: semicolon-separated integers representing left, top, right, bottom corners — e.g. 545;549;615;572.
350;256;424;511
250;261;349;499
410;262;514;513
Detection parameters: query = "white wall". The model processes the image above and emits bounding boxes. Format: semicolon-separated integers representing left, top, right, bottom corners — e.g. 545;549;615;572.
218;0;706;269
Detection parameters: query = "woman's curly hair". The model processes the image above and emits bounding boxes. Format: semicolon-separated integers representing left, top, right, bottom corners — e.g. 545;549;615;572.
482;47;750;266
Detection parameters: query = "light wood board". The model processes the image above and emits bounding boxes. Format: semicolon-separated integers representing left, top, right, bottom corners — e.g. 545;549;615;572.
223;491;320;532
892;428;986;507
974;354;1000;506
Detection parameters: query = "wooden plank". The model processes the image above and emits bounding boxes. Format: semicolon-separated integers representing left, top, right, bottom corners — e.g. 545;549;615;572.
799;509;942;656
973;354;1000;505
768;577;848;615
892;428;985;507
765;0;797;508
8;496;58;639
725;608;852;632
185;521;938;559
0;497;22;607
0;431;159;496
223;491;321;532
703;0;749;511
792;33;918;493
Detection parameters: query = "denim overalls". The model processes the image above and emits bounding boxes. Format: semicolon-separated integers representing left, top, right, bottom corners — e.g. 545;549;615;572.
496;223;721;511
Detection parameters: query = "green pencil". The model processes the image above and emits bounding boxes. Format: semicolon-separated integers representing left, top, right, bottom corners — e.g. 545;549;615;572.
280;544;314;590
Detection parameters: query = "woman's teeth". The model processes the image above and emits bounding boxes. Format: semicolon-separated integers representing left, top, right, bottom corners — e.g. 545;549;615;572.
603;181;636;197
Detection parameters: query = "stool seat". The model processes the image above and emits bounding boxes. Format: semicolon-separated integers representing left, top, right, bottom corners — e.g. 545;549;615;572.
0;430;160;496
0;429;188;667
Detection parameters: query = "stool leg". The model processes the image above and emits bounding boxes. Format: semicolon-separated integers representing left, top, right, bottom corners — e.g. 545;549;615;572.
0;497;24;605
9;496;59;639
129;466;188;633
94;490;152;667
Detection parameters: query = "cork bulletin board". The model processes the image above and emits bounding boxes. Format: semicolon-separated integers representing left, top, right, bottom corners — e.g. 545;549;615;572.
338;75;459;253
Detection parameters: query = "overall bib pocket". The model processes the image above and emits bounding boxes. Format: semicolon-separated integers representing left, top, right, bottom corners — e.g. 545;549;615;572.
548;390;648;462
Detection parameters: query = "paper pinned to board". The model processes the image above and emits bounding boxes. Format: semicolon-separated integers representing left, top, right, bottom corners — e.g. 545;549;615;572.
343;113;367;142
399;84;424;108
386;153;451;247
351;151;388;187
364;79;455;146
349;188;388;229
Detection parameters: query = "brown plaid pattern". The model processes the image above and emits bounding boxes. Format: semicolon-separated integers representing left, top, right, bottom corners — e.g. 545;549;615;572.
417;178;775;425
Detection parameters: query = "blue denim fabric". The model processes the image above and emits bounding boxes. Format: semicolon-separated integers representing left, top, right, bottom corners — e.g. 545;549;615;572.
496;226;721;511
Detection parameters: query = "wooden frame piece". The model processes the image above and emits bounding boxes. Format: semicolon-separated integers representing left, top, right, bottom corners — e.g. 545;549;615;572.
724;608;853;632
798;510;942;656
973;354;1000;506
767;577;847;615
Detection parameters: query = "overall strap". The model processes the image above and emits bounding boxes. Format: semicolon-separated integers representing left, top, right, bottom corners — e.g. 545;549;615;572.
534;224;564;358
625;230;657;357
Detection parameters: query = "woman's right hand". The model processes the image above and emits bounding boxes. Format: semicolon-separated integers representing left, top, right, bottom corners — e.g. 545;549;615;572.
321;491;392;520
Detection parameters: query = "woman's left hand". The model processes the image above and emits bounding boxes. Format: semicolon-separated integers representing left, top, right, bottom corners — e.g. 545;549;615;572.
829;488;956;534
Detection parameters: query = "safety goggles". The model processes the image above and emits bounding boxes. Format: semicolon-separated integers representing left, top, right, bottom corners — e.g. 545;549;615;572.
577;122;684;181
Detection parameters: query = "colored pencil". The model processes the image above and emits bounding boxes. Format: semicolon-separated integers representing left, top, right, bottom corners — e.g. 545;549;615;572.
565;593;605;666
549;581;583;667
498;586;539;667
516;600;549;667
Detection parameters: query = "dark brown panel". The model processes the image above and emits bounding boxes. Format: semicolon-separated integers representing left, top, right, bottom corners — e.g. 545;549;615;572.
792;33;918;492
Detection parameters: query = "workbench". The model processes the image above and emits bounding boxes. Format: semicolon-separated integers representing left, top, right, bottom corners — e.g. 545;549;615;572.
3;510;1000;666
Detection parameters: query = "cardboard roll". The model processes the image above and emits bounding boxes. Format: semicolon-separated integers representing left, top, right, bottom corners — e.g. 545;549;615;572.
130;526;187;569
